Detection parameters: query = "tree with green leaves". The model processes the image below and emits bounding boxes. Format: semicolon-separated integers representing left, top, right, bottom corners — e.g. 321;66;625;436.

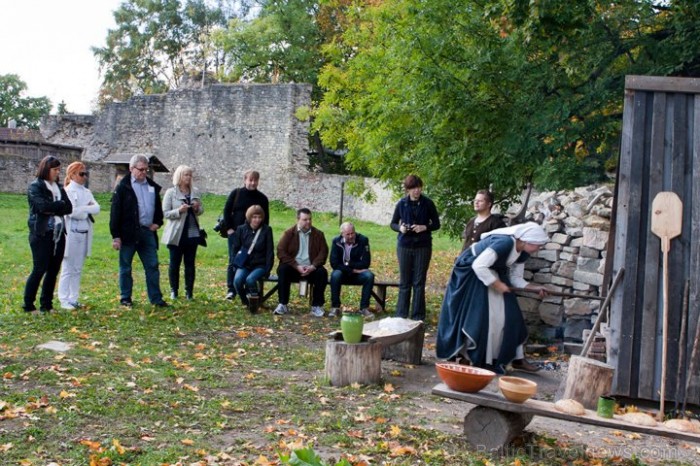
214;0;324;90
0;74;51;129
313;0;700;234
93;0;232;105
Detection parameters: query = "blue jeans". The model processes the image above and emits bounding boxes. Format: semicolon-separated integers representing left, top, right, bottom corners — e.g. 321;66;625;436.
330;269;375;309
119;227;163;304
396;245;432;320
233;267;266;304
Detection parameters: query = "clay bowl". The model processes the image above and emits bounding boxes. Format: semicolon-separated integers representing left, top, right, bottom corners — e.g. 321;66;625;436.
435;363;496;393
498;376;537;403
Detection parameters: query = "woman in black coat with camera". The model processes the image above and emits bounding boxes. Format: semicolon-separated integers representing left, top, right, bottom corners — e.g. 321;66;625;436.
23;156;73;313
390;175;440;321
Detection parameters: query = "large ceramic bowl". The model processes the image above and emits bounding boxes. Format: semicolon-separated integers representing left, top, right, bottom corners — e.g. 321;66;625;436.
498;376;537;403
435;363;496;393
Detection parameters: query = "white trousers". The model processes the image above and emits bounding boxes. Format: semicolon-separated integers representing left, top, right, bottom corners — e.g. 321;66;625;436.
58;232;88;305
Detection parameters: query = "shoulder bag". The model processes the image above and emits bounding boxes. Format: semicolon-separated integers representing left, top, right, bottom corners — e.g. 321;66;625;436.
233;228;262;268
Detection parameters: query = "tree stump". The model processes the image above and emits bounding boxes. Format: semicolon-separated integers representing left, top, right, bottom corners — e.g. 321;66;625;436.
381;325;425;365
324;340;382;386
559;355;614;409
463;406;533;452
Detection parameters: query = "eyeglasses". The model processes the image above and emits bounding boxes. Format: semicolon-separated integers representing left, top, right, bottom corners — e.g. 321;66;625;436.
133;167;148;172
78;172;88;177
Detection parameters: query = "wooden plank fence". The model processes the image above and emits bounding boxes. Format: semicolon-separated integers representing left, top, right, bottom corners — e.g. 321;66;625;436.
609;75;700;405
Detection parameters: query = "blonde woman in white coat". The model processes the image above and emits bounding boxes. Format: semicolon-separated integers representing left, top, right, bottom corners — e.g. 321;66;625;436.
58;162;100;310
161;165;203;300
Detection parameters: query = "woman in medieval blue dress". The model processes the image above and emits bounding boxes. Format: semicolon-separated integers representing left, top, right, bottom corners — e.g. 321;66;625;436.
436;222;549;374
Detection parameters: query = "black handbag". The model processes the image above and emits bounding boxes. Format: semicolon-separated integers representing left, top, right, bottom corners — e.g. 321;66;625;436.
233;228;261;268
233;249;249;267
198;228;208;247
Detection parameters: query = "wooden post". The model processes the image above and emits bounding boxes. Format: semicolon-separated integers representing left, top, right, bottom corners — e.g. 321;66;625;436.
560;355;614;409
381;324;424;365
463;406;533;452
324;340;382;386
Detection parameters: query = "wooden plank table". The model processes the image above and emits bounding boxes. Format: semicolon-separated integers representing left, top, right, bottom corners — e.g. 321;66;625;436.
432;383;700;451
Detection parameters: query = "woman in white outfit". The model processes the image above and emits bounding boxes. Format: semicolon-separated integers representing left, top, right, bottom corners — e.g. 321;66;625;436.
58;162;100;310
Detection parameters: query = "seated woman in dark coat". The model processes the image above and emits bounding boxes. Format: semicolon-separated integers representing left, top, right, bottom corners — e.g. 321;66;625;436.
436;222;549;374
231;205;274;313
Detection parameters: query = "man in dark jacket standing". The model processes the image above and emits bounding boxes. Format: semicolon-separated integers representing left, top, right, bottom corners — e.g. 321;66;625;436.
274;208;328;316
110;155;168;307
222;170;270;300
329;222;375;319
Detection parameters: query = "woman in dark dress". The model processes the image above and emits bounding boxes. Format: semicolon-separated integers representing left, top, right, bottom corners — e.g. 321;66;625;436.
23;156;73;313
436;223;548;374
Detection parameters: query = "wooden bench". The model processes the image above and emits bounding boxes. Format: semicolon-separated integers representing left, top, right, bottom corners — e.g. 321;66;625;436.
432;383;700;452
258;275;399;311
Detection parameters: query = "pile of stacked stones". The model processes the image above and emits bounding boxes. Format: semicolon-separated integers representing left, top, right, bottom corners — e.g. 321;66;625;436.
505;184;614;343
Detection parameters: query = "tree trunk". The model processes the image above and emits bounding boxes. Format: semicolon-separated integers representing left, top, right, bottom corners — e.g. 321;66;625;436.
324;340;382;386
463;406;533;452
382;326;425;365
560;355;614;409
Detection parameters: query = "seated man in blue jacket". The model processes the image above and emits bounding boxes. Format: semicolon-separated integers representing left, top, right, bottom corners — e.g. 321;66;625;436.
329;222;375;319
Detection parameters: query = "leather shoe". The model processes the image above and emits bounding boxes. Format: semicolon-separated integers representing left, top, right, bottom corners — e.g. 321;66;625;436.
511;358;541;373
153;301;170;308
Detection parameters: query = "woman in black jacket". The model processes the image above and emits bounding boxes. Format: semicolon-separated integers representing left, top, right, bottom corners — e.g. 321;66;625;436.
23;156;73;313
390;175;440;321
231;205;274;313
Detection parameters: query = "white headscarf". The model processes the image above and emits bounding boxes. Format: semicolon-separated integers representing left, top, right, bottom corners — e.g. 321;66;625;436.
480;221;549;245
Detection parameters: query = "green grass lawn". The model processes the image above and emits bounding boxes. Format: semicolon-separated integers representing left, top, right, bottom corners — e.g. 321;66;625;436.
0;193;639;465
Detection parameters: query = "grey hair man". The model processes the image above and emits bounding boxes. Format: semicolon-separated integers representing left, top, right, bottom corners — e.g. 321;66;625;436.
328;222;375;319
109;154;168;308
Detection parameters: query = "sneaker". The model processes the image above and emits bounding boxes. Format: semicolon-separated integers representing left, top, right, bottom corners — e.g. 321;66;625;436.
273;303;288;315
225;291;235;300
170;291;178;300
153;300;170;308
120;298;133;308
328;307;339;317
60;302;76;310
69;301;82;309
310;306;325;317
359;308;375;321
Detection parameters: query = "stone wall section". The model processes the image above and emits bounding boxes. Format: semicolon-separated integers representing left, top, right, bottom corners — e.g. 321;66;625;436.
40;84;395;224
506;184;613;342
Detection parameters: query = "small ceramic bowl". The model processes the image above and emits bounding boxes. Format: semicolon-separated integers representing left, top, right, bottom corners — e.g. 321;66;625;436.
435;363;496;393
498;376;537;403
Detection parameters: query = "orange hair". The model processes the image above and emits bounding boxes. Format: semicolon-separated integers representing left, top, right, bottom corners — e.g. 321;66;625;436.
64;161;86;187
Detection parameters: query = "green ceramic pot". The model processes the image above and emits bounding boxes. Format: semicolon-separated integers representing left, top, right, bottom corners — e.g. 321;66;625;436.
597;395;615;418
340;313;364;344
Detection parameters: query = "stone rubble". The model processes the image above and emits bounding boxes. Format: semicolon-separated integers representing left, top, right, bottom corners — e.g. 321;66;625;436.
505;183;614;343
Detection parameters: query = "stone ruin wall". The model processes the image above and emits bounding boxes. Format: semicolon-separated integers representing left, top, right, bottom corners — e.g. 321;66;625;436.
506;183;614;343
40;84;395;224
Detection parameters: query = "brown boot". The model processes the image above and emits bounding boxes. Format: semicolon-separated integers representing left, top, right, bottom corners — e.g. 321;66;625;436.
511;358;541;373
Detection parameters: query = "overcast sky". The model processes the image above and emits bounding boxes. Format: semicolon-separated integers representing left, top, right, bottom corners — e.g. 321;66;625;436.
0;0;122;114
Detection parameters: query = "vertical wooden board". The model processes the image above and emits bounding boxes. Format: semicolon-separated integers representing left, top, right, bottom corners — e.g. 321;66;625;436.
637;92;666;399
664;93;690;401
616;90;650;396
686;95;700;404
610;88;638;393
